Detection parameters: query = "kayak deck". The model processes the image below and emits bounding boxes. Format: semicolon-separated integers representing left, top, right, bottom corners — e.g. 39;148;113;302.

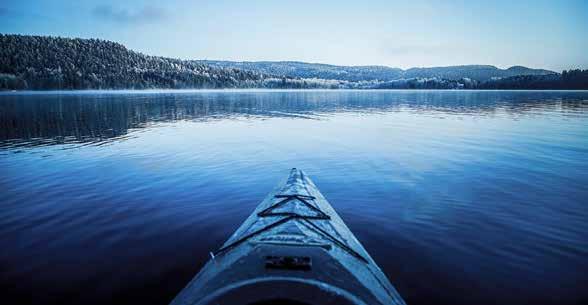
171;168;406;305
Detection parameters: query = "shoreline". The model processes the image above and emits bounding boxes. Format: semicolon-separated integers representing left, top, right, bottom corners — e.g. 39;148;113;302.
2;88;588;95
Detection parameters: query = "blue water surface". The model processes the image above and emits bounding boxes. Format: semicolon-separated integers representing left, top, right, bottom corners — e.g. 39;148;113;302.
0;90;587;305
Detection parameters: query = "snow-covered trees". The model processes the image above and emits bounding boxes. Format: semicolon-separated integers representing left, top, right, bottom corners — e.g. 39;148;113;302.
0;34;271;90
1;34;586;90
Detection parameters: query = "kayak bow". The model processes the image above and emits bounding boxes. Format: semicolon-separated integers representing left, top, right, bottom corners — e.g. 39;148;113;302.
171;168;406;305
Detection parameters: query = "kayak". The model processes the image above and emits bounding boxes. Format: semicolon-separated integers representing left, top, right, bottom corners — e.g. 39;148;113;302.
170;168;406;305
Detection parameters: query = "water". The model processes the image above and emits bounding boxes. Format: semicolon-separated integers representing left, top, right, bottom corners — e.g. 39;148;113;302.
1;90;587;305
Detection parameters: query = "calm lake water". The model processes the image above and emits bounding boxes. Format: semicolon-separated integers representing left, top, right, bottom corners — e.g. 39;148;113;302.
1;90;587;305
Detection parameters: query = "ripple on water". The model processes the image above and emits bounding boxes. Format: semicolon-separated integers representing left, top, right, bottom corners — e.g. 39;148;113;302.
1;90;587;305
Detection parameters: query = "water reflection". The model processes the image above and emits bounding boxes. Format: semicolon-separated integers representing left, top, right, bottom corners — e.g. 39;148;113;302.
1;90;588;305
1;90;587;150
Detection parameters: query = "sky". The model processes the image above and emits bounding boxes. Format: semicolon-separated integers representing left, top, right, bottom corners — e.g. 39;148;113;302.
1;0;587;72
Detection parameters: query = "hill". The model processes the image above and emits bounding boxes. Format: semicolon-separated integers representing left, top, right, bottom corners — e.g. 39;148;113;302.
1;34;586;90
199;61;556;82
0;34;312;90
199;60;405;82
404;65;555;81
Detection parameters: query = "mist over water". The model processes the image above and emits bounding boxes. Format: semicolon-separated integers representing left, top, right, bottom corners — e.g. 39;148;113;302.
1;90;587;305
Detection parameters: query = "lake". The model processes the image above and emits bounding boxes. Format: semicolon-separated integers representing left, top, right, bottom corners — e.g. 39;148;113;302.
1;90;587;305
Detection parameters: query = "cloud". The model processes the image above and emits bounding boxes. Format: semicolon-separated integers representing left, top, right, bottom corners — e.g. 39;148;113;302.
92;5;168;25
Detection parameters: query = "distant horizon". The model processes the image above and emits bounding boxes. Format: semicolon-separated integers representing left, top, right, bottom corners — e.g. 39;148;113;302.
1;32;567;73
1;1;587;72
198;59;557;72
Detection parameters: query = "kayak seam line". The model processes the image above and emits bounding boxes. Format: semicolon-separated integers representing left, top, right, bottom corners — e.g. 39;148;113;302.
214;216;297;256
258;212;330;219
300;218;369;263
257;194;330;219
213;213;329;256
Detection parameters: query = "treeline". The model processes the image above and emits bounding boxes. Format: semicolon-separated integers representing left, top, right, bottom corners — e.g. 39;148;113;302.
201;61;556;82
477;71;588;90
371;77;477;89
1;34;587;90
0;34;307;90
368;72;588;90
201;60;405;82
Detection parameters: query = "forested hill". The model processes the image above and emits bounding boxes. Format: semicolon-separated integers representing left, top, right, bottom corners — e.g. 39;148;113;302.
1;34;587;90
403;65;554;81
0;34;305;90
200;61;555;82
199;61;405;82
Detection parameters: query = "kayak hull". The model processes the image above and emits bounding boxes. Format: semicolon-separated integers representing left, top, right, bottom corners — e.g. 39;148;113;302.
171;168;406;305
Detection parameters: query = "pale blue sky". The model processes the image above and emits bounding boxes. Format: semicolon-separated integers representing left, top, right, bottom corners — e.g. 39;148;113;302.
1;0;587;71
